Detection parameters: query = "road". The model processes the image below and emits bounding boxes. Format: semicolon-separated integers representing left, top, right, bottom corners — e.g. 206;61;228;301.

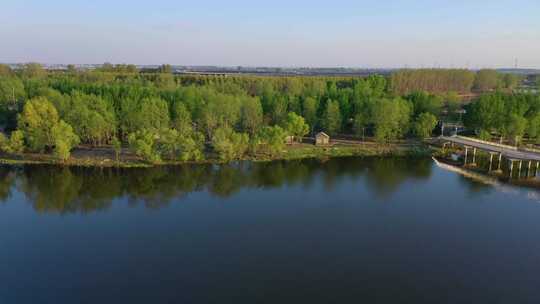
441;136;540;161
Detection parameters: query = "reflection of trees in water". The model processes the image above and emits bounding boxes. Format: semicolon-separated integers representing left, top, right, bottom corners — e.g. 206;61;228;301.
0;169;15;202
0;157;433;214
364;157;433;197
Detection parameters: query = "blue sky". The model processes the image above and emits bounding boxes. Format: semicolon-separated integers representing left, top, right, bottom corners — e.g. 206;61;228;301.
3;0;540;68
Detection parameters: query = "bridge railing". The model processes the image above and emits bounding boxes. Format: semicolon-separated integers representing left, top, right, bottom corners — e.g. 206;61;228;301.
519;146;540;154
453;136;518;151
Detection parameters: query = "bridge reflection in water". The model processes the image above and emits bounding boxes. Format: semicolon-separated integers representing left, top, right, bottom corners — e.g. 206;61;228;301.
432;157;540;202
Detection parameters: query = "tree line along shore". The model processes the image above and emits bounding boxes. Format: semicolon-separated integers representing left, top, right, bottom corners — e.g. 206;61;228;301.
0;63;536;166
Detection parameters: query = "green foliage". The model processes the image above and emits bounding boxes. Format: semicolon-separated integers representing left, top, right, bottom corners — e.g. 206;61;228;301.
504;114;527;145
158;64;172;74
172;102;193;135
137;97;170;131
111;136;122;162
446;91;462;121
254;125;287;156
284;112;309;142
474;69;500;91
464;93;506;133
0;131;25;154
7;131;25;154
212;127;249;161
527;114;540;143
0;64;13;76
323;99;342;135
52;120;80;161
128;130;160;163
373;98;411;142
463;92;540;144
0;76;26;128
8;67;520;162
18;97;60;151
127;128;204;163
99;63;138;73
17;97;79;160
413;113;438;139
302;96;319;133
240;97;263;135
63;92;116;145
176;131;205;161
478;130;492;141
501;73;520;90
20;63;46;79
390;69;475;95
405;91;443;118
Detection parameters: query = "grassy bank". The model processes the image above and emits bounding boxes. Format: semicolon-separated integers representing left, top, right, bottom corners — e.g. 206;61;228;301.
0;141;431;168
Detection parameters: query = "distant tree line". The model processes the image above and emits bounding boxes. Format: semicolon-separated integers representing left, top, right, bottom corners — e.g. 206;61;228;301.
0;63;531;162
390;68;521;95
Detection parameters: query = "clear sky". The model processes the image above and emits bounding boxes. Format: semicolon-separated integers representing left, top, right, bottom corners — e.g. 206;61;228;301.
3;0;540;68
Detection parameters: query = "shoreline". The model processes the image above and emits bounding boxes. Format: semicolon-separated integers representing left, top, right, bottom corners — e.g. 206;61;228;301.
0;142;432;168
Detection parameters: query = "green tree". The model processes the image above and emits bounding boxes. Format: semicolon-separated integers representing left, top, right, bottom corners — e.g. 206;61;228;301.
111;136;122;163
64;92;116;145
176;131;205;161
20;62;46;78
0;64;13;76
128;130;160;163
137;97;170;132
323;99;342;135
52;120;80;161
6;130;25;154
474;69;499;91
284;112;309;143
478;130;492;141
446;91;461;121
353;114;368;140
240;97;263;135
66;64;77;73
372;98;412;142
172;102;193;135
18;97;60;151
158;64;172;74
0;76;26;128
254;125;286;156
302;96;319;134
413;112;437;139
504;114;527;145
502;73;520;90
212;127;249;161
464;93;505;133
405;91;443;118
0;131;25;155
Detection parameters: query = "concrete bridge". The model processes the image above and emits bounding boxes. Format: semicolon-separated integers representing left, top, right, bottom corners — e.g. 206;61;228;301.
440;135;540;178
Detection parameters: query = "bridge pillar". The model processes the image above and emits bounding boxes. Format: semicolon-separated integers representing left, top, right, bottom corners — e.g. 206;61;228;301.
509;159;515;179
536;161;539;177
472;148;477;165
464;146;468;165
518;160;522;178
497;153;503;171
488;153;494;172
528;161;532;177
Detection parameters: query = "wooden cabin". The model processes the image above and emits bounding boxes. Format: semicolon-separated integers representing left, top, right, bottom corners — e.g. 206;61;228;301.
315;132;330;146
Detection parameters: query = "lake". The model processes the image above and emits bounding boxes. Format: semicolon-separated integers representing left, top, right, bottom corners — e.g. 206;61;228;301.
1;157;539;303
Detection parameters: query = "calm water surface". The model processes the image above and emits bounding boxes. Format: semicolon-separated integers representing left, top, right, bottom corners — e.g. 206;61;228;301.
1;157;539;304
